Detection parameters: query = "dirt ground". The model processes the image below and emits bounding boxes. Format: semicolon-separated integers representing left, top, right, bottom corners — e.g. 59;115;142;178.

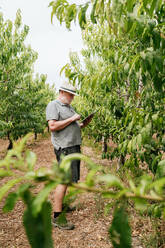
0;135;159;248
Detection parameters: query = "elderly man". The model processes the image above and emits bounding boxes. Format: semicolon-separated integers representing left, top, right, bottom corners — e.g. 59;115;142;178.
46;82;92;230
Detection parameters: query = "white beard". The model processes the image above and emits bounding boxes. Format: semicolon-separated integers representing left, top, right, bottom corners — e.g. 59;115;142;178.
60;96;70;104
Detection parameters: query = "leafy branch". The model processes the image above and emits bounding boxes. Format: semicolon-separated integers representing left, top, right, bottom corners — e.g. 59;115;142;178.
0;134;165;248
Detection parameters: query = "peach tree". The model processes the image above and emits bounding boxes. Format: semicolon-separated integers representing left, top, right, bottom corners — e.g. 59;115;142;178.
49;0;165;174
0;10;56;148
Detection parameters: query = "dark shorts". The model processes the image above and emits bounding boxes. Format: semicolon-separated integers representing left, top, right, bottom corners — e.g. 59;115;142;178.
54;145;81;183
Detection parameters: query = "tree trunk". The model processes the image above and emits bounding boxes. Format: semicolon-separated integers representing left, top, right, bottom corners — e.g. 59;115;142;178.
34;132;37;140
102;136;107;153
117;154;125;170
7;132;13;150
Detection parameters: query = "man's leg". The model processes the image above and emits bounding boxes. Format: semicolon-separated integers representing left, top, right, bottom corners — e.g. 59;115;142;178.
54;184;67;212
52;146;80;230
52;184;74;230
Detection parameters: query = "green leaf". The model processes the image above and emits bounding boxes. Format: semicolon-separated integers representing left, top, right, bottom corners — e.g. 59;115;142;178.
86;169;97;187
0;178;23;202
131;137;137;151
128;140;132;153
134;198;147;211
150;190;162;200
0;169;13;177
60;63;69;75
97;174;124;189
35;167;54;182
156;160;165;179
126;0;136;12
124;63;130;71
17;183;31;195
137;176;152;195
109;205;132;248
151;155;161;173
78;3;89;29
90;0;98;24
32;181;57;216
129;179;136;193
141;123;151;143
152;113;159;122
149;177;165;195
23;199;53;248
153;205;162;218
67;4;77;22
121;140;128;154
3;192;18;213
26;150;37;171
65;4;77;29
50;0;68;24
137;134;142;149
149;0;158;17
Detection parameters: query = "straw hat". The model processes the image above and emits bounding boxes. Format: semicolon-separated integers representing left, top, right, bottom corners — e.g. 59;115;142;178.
59;82;79;96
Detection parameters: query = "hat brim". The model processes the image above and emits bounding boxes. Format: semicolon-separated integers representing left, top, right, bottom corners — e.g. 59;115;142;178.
59;87;79;96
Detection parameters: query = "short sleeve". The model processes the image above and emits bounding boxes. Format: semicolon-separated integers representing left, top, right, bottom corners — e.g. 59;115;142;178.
46;101;59;121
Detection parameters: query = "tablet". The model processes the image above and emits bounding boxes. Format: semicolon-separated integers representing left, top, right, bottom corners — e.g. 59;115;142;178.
81;110;97;125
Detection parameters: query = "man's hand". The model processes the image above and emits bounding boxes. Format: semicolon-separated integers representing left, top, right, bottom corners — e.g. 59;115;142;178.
71;114;81;122
48;113;81;132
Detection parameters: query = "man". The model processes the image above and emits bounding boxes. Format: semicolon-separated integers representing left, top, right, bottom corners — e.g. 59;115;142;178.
46;82;92;230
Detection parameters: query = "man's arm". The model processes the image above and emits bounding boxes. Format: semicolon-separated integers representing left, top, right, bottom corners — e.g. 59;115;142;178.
48;114;81;131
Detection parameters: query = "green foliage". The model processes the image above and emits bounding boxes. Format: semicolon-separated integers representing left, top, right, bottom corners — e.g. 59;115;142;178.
0;0;164;247
2;192;18;213
0;11;56;146
0;177;24;202
109;205;132;248
32;181;57;216
156;160;165;179
0;135;165;247
3;183;32;213
23;190;53;248
48;3;165;245
52;0;165;175
49;0;89;29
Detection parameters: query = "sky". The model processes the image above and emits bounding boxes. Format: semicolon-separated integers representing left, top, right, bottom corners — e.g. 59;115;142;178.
0;0;85;88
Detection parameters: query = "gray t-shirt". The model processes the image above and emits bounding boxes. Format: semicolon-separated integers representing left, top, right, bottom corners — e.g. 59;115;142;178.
46;99;81;150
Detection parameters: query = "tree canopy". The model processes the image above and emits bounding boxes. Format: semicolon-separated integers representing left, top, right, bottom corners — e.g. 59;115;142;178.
0;10;56;147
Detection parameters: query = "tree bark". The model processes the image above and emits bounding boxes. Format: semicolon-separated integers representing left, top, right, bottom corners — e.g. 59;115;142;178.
102;136;107;153
117;154;125;170
7;132;13;150
34;132;37;140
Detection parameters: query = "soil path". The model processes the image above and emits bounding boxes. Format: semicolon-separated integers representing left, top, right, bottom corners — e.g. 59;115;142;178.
0;136;143;248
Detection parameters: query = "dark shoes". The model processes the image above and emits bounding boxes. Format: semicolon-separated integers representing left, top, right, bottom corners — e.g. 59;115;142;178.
52;205;76;230
52;217;75;230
